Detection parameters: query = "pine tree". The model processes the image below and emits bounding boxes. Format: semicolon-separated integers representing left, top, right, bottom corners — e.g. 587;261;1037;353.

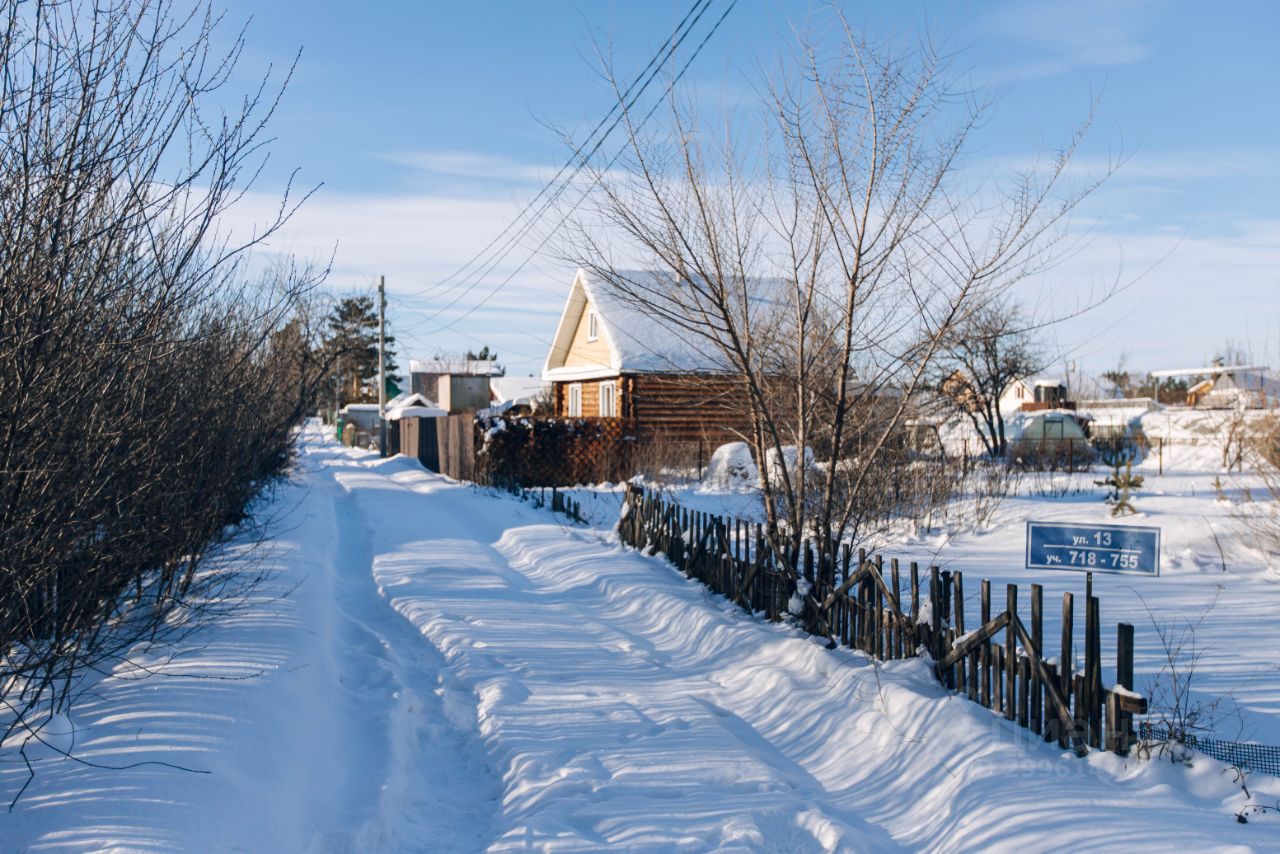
323;295;401;406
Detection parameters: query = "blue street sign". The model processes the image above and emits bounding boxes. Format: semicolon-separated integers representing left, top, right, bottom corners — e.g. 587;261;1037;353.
1025;521;1160;576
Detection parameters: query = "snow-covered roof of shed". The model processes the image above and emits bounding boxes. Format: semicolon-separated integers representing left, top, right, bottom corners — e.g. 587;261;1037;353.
543;267;783;380
408;358;502;376
1149;364;1269;378
387;404;447;420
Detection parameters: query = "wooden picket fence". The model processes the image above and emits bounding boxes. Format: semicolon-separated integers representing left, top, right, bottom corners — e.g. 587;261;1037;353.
619;484;1148;758
513;484;585;524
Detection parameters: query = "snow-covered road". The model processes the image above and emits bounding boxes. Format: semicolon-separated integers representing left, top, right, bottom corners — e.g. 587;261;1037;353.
5;427;1278;851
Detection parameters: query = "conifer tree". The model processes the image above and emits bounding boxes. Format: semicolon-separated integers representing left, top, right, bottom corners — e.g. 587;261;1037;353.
324;295;401;405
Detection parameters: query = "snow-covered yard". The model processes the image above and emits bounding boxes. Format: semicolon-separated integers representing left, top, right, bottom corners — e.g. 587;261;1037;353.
562;410;1280;749
4;424;1278;851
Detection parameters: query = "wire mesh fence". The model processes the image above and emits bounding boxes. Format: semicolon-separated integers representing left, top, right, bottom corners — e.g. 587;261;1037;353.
1139;723;1280;777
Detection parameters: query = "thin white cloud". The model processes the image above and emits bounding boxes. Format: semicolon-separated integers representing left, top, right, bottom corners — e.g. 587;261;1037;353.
973;0;1157;83
381;150;556;185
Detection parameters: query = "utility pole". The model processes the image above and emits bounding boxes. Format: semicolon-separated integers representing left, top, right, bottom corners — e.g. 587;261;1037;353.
378;275;388;457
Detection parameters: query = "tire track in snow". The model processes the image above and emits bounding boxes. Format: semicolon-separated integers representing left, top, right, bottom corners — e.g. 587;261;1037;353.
308;446;501;852
351;462;897;851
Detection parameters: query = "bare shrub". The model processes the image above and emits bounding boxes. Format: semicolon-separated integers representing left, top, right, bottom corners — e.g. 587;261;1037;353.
1135;593;1240;763
966;459;1023;530
1235;411;1280;557
0;0;327;792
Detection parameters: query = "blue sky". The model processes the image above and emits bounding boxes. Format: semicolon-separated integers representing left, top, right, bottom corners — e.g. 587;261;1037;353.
219;1;1280;378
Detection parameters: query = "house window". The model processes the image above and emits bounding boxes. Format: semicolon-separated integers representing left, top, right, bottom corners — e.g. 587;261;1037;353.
600;381;617;417
587;310;599;342
568;383;582;417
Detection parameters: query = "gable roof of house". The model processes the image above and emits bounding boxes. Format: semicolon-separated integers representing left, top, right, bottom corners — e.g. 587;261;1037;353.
542;267;782;381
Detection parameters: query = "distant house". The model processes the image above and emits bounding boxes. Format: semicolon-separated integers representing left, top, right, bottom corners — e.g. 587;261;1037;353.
999;377;1069;414
1152;363;1279;409
540;268;755;445
1202;366;1278;408
1185;379;1214;408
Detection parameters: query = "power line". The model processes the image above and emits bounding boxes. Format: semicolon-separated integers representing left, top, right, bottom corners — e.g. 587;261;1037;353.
410;0;716;306
413;0;741;334
405;0;726;321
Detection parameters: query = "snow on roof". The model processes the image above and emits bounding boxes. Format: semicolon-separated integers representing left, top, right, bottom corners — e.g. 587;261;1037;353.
386;393;446;420
1150;364;1269;378
490;376;546;403
341;403;381;412
409;358;502;376
544;267;784;379
387;404;447;420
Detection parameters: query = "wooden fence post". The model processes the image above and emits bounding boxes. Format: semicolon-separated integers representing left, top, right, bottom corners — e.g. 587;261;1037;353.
1030;584;1043;736
910;561;920;628
1113;622;1136;754
954;571;967;696
1086;594;1102;748
1061;591;1075;750
929;566;942;662
981;579;992;709
1005;584;1018;721
891;558;903;659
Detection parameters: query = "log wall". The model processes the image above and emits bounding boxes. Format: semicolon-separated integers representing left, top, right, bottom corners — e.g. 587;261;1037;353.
552;372;751;446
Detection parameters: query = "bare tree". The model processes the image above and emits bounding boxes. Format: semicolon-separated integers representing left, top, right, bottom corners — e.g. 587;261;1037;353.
567;15;1113;629
0;0;328;794
935;300;1046;457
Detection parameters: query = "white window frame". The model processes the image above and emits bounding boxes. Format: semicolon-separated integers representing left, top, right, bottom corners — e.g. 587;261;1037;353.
586;310;599;342
600;381;617;417
567;383;583;417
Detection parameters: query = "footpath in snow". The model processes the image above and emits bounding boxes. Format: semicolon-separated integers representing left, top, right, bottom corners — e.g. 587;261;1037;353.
4;425;1278;851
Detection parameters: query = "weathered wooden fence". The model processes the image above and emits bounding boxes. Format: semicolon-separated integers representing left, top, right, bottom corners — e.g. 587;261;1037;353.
512;484;585;524
399;414;475;481
619;484;1147;758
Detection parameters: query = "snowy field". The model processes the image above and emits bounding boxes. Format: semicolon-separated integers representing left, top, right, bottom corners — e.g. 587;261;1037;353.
563;409;1280;747
4;424;1279;851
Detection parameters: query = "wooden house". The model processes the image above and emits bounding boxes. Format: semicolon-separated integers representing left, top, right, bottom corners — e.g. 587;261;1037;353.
1153;362;1279;408
541;268;752;445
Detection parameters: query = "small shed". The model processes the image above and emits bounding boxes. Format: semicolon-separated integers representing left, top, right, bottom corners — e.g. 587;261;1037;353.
338;404;382;447
408;358;501;401
385;393;445;421
437;375;491;413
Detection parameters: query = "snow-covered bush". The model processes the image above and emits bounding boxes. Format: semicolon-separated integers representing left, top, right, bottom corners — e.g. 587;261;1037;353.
701;442;758;492
761;445;816;490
